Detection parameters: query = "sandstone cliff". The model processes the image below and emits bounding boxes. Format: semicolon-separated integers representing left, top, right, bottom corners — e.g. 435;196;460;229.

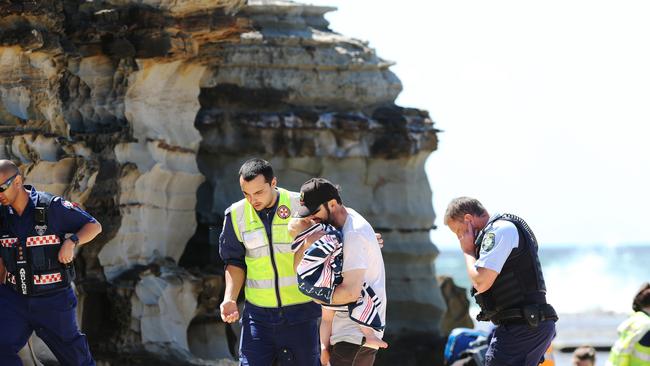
0;1;442;364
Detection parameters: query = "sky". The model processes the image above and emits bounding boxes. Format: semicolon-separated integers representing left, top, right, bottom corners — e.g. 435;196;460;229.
306;0;650;248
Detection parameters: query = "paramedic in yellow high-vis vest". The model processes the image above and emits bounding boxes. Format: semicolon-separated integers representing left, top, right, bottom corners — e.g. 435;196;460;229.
219;158;321;366
607;283;650;366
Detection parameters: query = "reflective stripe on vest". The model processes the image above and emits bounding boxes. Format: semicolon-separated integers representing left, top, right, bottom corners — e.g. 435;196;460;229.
229;188;312;308
26;235;60;247
607;312;650;366
7;272;63;285
0;238;17;247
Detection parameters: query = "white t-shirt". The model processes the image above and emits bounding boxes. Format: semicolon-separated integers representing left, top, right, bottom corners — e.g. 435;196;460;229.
474;214;520;273
330;208;387;348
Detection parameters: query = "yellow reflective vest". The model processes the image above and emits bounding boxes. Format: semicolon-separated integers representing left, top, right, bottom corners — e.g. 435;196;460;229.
229;188;312;308
607;311;650;366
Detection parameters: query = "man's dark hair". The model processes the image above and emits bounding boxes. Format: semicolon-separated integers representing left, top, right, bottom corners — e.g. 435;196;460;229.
572;345;596;363
444;197;487;224
239;158;274;183
633;282;650;312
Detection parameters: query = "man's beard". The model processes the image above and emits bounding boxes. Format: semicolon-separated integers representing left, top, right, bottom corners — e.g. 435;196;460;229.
323;204;334;226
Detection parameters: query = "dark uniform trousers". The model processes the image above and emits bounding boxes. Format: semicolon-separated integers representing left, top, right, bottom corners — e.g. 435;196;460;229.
484;319;556;366
238;302;320;366
0;284;95;366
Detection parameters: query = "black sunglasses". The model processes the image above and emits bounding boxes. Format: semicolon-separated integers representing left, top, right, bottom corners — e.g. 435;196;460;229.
0;173;17;193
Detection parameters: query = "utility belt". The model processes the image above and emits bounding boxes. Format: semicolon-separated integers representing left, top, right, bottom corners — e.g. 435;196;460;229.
478;303;558;327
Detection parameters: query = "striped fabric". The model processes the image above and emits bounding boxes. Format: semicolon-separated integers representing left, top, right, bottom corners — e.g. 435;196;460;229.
292;223;343;304
349;283;384;331
292;223;385;331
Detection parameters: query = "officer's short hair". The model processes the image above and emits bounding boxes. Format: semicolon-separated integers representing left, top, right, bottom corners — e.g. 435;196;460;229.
0;159;19;178
239;158;274;183
572;345;596;363
444;197;487;224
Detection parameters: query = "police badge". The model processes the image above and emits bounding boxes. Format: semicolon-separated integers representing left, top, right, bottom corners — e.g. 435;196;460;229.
482;233;496;252
35;225;47;236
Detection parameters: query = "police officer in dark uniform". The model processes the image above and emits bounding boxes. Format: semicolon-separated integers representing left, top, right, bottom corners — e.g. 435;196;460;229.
0;160;102;366
444;197;557;366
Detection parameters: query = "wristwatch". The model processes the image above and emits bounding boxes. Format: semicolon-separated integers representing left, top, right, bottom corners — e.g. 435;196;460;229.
69;233;80;247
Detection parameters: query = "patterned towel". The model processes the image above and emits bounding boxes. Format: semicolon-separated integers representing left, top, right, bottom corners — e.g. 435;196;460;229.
349;283;384;331
292;223;384;331
292;223;344;304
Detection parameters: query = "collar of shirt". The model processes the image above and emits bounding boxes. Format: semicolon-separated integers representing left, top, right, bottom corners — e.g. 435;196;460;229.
485;212;503;231
256;191;280;215
255;194;280;235
7;185;39;217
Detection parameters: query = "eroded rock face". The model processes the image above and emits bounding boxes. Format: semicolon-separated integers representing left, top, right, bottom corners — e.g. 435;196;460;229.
0;1;442;364
438;275;474;336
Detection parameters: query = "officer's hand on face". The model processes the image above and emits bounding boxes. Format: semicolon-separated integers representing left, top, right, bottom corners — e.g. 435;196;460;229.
459;220;476;255
220;299;240;323
58;240;76;264
375;232;384;248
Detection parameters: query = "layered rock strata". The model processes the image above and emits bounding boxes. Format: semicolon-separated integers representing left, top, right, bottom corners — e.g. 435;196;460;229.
0;1;442;364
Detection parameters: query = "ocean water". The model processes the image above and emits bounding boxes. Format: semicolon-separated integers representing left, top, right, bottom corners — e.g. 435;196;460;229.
434;244;650;365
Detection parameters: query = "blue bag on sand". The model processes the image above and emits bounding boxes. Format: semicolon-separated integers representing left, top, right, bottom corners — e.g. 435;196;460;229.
444;328;488;364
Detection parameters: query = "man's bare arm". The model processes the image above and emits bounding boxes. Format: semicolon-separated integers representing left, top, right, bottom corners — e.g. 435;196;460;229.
220;265;246;323
462;253;499;293
293;243;307;272
331;269;365;304
292;232;321;272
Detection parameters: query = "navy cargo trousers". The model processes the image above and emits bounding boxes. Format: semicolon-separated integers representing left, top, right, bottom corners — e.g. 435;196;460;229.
485;319;556;366
0;284;95;366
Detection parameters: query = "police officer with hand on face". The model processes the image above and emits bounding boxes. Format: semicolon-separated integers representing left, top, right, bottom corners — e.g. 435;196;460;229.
444;197;557;366
0;159;102;366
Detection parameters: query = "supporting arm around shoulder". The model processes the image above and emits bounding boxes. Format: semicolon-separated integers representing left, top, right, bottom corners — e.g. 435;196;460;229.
331;269;365;304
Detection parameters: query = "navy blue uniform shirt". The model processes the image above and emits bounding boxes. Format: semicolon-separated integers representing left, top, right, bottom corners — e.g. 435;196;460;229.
219;194;320;323
5;186;96;241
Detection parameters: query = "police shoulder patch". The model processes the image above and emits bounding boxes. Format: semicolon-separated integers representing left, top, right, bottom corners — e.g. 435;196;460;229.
481;232;496;252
